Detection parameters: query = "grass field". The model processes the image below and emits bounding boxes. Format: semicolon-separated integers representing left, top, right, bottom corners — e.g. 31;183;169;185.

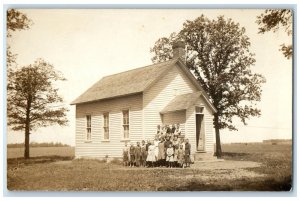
7;142;292;191
7;147;75;159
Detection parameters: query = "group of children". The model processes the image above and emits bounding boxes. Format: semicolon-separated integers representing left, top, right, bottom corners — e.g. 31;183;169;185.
122;124;192;168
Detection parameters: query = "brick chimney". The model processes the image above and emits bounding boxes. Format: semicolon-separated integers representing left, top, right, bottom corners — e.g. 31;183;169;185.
172;41;186;63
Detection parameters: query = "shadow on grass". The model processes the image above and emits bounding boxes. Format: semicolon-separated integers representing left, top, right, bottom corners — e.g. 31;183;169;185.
159;176;292;191
7;155;74;167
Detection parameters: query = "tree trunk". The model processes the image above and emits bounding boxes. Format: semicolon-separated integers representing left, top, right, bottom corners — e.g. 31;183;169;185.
214;113;222;158
24;123;30;159
24;95;32;159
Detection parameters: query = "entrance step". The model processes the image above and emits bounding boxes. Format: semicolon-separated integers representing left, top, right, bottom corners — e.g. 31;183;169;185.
194;152;218;161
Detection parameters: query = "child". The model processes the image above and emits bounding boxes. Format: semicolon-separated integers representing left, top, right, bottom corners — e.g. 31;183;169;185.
171;124;176;134
167;124;172;134
145;139;151;167
140;140;147;167
172;136;179;150
129;143;135;167
146;141;156;167
161;125;167;139
172;136;179;167
184;139;191;168
166;144;174;168
177;144;185;168
164;136;172;153
157;137;166;167
156;125;162;135
135;142;142;167
174;124;182;138
154;136;160;166
173;145;179;167
166;125;172;139
179;138;185;151
122;142;129;167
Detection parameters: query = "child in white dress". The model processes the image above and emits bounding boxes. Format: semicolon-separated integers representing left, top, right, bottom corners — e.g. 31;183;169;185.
166;144;174;168
154;136;160;166
146;141;156;167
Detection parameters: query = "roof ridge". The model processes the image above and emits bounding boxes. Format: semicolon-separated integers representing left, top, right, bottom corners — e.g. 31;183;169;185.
102;58;178;79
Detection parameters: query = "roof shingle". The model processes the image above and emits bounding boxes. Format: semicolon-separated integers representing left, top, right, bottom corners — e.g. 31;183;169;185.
71;59;177;105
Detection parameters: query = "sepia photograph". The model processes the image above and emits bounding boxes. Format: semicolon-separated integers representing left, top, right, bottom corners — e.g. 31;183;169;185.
6;8;293;192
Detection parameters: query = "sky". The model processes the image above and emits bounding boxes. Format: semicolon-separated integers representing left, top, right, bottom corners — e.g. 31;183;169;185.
7;9;293;145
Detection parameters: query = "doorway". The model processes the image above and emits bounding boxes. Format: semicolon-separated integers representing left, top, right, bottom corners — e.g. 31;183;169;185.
196;114;205;151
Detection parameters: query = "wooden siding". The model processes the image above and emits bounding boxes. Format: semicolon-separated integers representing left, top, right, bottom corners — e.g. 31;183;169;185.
75;93;143;158
185;96;215;155
161;110;186;135
143;64;197;140
74;62;215;159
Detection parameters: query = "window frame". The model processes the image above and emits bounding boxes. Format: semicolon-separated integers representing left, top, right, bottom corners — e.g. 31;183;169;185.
122;109;130;140
102;112;110;141
85;114;92;142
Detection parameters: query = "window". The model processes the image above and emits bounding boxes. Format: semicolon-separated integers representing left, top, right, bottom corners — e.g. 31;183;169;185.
86;115;91;141
196;106;204;114
122;110;129;139
103;113;109;140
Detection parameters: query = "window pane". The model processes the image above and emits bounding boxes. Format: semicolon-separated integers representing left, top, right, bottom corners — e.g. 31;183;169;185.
87;115;91;127
103;113;109;139
123;125;129;139
123;110;129;124
87;128;91;140
86;115;91;140
103;114;109;127
122;110;129;138
104;128;109;139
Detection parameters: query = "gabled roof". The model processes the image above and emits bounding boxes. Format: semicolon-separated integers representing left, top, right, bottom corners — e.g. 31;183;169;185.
160;92;202;114
71;58;217;113
71;59;177;105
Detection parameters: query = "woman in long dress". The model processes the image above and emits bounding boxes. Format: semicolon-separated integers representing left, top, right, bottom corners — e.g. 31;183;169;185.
157;138;166;167
122;142;129;167
154;136;160;166
134;142;142;167
146;141;156;167
140;140;147;167
177;144;184;168
184;139;191;168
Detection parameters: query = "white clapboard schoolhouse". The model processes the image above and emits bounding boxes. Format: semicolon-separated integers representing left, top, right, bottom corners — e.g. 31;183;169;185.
71;42;217;161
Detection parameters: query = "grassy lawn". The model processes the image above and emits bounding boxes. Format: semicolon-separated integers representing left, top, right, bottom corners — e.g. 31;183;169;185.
7;147;75;159
7;143;292;191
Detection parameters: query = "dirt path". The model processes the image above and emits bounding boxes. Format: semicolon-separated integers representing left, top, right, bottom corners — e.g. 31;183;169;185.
172;160;266;181
191;160;261;170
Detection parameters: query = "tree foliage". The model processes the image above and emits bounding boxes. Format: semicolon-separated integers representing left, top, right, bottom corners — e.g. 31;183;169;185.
256;9;292;59
150;15;266;157
7;59;69;158
7;9;32;74
7;9;32;37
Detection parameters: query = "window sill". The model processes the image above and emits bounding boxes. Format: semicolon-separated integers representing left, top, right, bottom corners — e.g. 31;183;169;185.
84;140;92;143
120;139;130;142
101;139;110;142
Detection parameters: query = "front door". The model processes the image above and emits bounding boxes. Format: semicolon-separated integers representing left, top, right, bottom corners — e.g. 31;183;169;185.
196;114;205;151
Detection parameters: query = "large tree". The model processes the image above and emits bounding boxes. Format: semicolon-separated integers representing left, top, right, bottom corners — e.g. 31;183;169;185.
150;15;266;158
256;9;292;59
7;59;69;159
